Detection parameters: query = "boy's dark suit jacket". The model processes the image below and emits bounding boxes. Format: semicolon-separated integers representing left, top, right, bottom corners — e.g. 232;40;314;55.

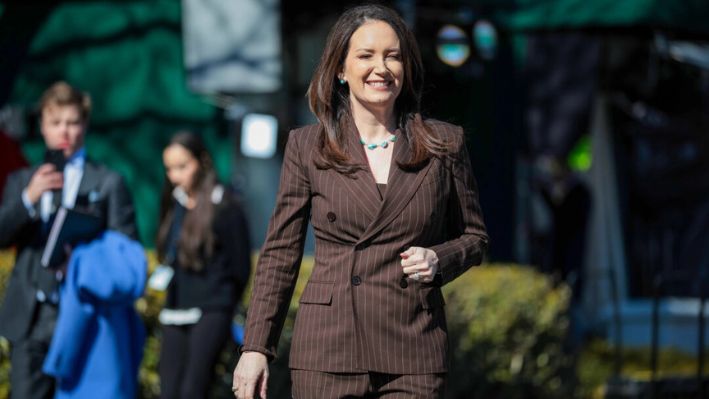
242;117;488;374
0;159;136;342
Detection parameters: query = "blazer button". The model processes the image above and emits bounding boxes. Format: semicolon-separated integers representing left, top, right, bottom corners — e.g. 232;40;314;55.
399;276;408;289
327;212;336;222
351;276;362;286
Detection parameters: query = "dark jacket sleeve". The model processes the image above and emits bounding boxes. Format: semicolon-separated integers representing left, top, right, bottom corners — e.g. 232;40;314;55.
103;172;137;240
219;199;252;290
0;169;36;248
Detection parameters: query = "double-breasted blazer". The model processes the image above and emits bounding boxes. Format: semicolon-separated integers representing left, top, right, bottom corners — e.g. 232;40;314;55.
242;116;488;374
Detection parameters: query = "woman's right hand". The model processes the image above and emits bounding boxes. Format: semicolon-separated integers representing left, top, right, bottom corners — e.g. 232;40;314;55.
232;351;269;399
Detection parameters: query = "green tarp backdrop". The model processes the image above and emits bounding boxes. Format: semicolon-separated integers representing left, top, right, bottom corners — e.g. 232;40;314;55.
494;0;709;33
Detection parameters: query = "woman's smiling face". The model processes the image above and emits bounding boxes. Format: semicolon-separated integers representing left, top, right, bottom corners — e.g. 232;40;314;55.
340;20;403;114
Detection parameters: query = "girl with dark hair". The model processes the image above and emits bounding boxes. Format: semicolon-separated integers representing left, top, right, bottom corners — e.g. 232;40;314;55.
233;4;487;399
155;132;251;399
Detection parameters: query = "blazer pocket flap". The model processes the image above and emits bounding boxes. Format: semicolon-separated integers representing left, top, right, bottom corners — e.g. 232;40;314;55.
299;281;334;305
419;286;445;310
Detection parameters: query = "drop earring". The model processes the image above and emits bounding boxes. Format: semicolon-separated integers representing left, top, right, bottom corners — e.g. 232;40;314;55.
339;78;346;85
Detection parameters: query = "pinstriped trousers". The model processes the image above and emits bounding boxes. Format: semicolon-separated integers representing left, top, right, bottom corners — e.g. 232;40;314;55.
291;369;445;399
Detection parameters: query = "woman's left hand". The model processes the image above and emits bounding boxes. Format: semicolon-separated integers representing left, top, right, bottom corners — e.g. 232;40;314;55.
400;246;439;283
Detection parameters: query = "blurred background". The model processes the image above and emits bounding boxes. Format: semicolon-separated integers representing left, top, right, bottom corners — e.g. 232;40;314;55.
1;0;709;398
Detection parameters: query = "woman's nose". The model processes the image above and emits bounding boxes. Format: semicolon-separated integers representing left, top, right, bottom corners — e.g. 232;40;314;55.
374;56;388;72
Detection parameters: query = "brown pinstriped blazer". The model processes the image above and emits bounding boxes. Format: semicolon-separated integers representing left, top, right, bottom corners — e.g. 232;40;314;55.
241;116;488;374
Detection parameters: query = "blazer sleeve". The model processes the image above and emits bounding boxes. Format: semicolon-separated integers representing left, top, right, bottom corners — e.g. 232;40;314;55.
0;170;36;248
430;127;489;284
241;130;311;359
104;172;138;240
220;200;252;289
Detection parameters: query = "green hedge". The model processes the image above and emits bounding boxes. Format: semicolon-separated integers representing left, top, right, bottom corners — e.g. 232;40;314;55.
443;265;574;398
1;250;581;398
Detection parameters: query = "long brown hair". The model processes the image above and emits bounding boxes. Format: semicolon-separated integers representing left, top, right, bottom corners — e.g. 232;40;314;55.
307;4;449;174
156;132;217;271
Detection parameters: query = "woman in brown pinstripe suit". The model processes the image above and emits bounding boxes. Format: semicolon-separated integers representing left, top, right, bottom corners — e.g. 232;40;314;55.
233;4;488;399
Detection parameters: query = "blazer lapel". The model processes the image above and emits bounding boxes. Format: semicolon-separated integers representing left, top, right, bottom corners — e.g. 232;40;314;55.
74;160;102;211
357;128;433;245
77;160;99;196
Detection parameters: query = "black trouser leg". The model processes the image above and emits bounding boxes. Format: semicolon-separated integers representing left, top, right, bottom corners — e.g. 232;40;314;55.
159;311;232;399
9;302;57;399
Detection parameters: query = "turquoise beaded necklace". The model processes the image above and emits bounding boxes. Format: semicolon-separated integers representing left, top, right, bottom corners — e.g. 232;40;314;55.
359;134;397;150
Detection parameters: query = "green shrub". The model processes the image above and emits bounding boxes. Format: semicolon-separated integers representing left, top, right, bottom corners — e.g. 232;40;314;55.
576;339;709;399
443;264;574;399
0;250;13;399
